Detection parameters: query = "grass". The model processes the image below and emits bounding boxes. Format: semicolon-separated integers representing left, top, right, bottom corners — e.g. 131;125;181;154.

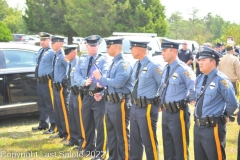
0;106;238;160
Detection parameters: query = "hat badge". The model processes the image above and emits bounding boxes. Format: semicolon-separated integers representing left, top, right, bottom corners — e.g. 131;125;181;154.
92;35;96;40
40;32;44;36
62;46;65;50
200;47;204;52
159;38;162;44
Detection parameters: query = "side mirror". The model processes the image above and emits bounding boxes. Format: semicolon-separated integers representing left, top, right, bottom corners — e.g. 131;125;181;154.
152;51;161;56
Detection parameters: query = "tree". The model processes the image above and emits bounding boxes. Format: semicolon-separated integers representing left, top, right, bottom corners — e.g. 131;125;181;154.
23;0;77;43
167;12;183;39
0;22;13;42
0;0;8;21
221;25;240;45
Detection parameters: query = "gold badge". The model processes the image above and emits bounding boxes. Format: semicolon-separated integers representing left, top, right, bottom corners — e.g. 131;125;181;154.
44;51;48;55
155;67;162;75
173;72;178;80
40;32;44;36
122;62;128;70
183;70;191;79
220;79;229;89
92;35;96;40
72;67;75;71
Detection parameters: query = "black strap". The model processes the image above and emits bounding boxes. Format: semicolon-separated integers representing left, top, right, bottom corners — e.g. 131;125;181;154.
196;74;217;103
35;48;50;78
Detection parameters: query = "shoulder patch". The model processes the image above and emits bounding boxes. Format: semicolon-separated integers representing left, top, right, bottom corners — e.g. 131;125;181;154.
220;79;229;89
154;67;162;75
122;62;128;70
183;70;191;79
64;57;70;63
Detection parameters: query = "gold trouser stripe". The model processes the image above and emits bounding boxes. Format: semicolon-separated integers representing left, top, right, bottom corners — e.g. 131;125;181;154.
48;79;54;108
78;94;86;148
146;104;158;160
214;124;222;160
102;115;107;159
60;87;70;140
180;110;187;160
121;99;129;160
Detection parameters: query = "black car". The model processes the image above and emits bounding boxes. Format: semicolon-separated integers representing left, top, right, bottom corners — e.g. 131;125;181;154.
0;43;40;119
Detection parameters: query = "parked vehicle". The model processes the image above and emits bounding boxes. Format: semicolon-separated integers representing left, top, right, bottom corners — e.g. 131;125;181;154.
12;34;29;43
0;43;40;119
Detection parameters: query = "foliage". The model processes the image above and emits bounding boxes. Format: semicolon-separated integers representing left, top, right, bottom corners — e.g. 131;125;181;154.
0;22;13;42
221;24;240;45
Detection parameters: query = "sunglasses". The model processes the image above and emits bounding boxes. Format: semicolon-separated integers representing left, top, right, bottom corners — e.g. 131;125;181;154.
182;43;187;45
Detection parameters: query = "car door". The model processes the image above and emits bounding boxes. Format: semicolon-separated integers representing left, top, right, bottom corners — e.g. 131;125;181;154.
0;49;37;105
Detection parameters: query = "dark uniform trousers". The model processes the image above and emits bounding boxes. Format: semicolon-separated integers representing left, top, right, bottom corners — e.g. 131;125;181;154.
105;98;130;160
69;91;83;146
162;106;190;160
81;95;107;158
53;87;70;139
37;81;55;127
130;104;159;160
194;119;226;160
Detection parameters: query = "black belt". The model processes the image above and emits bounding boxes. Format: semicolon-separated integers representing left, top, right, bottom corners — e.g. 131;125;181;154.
82;90;99;96
195;116;225;127
37;75;51;83
105;93;131;103
70;86;79;95
133;97;159;108
161;99;187;113
53;82;68;90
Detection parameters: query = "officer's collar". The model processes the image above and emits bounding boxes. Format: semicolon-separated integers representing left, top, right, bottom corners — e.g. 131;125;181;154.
43;46;50;51
139;56;149;65
87;53;98;59
112;53;123;62
205;68;217;77
55;49;62;56
168;58;179;68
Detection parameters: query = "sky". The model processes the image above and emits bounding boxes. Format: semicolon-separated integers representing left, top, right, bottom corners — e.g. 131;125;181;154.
6;0;240;24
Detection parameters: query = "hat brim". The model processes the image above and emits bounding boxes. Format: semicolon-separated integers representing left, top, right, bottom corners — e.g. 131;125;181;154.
40;37;49;40
87;43;99;46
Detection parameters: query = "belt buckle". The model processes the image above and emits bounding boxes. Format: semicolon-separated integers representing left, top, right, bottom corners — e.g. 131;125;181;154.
89;91;93;96
196;119;200;126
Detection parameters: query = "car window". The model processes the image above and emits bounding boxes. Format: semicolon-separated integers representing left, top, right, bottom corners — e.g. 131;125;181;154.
2;50;36;68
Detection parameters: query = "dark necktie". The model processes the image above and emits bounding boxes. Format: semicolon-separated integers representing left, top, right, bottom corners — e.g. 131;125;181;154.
68;63;71;86
86;56;93;77
52;54;57;80
161;65;170;104
132;61;142;99
196;75;208;117
35;49;45;78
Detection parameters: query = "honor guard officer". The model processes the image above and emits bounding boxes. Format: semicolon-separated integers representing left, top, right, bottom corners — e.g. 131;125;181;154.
194;46;238;160
32;32;56;134
129;41;163;160
61;45;83;148
214;43;221;53
159;38;195;160
74;35;109;160
92;38;134;160
49;36;71;141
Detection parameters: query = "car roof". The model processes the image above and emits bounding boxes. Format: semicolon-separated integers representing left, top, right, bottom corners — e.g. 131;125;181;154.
0;42;40;52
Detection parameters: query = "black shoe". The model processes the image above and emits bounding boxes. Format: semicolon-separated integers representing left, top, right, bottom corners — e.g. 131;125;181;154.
73;146;83;151
43;129;54;134
32;126;48;131
64;141;74;146
49;123;56;130
49;134;61;138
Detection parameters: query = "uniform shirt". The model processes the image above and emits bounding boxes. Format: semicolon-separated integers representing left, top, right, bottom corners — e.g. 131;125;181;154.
218;53;240;82
36;47;54;77
99;53;134;94
69;56;79;86
52;49;68;83
74;53;109;87
160;58;195;103
178;49;193;64
194;68;238;118
132;56;163;99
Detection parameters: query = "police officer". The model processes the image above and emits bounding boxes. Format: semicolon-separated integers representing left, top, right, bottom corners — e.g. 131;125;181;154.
194;46;238;160
159;38;195;160
74;35;109;160
92;38;134;160
60;45;84;148
178;41;193;67
214;43;221;53
32;32;55;134
129;41;162;160
49;36;71;141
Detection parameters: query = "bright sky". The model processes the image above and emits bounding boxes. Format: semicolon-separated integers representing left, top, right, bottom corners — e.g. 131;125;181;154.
7;0;240;24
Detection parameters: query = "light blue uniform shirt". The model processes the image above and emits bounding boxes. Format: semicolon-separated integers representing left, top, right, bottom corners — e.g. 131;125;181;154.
74;53;109;87
69;56;79;87
132;56;163;99
160;58;195;103
100;53;134;94
52;49;68;83
36;47;54;77
194;68;238;118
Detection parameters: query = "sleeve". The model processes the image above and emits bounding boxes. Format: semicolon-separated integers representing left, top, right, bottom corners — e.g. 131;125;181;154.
181;67;196;102
153;63;163;88
219;79;238;116
74;58;86;87
188;50;193;60
100;61;132;88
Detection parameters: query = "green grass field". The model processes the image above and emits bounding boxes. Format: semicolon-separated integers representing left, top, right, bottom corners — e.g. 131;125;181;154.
0;106;238;160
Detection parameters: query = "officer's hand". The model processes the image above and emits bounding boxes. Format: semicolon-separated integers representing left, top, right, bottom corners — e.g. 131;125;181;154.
189;101;196;106
92;70;101;80
158;108;162;112
85;78;92;86
94;93;102;101
96;82;103;88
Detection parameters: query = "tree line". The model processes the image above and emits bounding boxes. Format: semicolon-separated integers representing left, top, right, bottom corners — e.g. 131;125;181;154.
0;0;240;45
